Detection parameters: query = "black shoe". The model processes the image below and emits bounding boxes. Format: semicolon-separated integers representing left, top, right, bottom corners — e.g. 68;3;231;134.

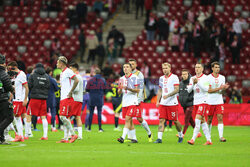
178;137;183;143
0;140;11;145
99;128;104;133
117;137;124;143
154;139;162;143
130;139;138;143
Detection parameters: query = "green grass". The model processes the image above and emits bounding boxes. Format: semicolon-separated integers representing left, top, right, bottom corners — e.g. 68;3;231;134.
1;125;250;167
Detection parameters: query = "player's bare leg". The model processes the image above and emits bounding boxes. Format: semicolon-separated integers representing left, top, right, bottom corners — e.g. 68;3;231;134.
207;115;213;136
154;118;165;143
118;116;132;143
58;116;77;143
24;115;32;139
13;115;24;142
174;120;183;143
217;114;226;142
76;116;82;139
137;117;152;142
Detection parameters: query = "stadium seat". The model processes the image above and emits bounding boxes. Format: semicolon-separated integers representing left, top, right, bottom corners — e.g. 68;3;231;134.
10;24;18;31
183;0;192;7
49;12;58;19
40;11;48;18
216;5;224;12
156;46;165;54
44;40;52;48
100;12;108;21
17;46;27;54
65;29;73;37
0;17;4;24
234;5;242;12
242;80;250;88
241;11;249;18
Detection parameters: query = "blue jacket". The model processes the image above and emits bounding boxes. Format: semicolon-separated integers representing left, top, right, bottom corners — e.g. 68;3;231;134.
86;74;106;106
47;76;59;108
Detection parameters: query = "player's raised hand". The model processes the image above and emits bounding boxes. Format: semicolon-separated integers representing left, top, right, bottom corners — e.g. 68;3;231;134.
224;83;230;89
163;95;169;99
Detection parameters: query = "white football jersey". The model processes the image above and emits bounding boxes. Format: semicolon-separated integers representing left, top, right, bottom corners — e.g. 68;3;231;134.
119;73;139;107
13;71;27;102
159;73;179;106
73;73;83;102
187;74;209;105
132;69;145;104
207;74;225;105
60;67;76;100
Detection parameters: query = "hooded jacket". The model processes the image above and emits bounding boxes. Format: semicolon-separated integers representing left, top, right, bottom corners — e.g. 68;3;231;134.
86;74;106;106
28;66;50;99
179;74;193;108
0;65;14;101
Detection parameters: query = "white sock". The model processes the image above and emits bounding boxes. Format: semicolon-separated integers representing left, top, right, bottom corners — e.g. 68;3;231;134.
192;119;201;141
25;122;31;137
218;124;224;139
65;118;75;136
23;117;27;125
130;129;137;140
16;117;23;137
122;128;129;139
201;123;211;142
158;132;163;140
208;124;212;136
178;131;183;138
42;119;48;138
127;130;133;139
64;125;68;140
78;127;82;138
141;120;151;135
12;117;18;133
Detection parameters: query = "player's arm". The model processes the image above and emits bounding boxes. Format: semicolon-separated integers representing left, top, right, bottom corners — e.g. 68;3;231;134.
23;83;29;106
68;76;79;98
187;78;194;93
163;85;179;99
125;85;140;93
156;88;162;107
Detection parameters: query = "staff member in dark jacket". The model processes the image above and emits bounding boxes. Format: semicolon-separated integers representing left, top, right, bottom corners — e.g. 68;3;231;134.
179;69;201;137
26;63;50;140
0;54;14;145
46;67;59;132
86;68;106;132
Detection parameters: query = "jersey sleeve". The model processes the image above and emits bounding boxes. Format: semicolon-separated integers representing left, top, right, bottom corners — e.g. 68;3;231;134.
159;76;163;89
173;75;179;86
134;75;140;87
222;76;226;85
67;69;76;79
197;76;209;92
20;73;28;85
187;77;194;93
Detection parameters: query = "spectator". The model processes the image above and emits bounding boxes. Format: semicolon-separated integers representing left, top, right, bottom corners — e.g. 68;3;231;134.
51;38;60;56
106;25;119;46
78;29;86;63
140;62;151;79
124;0;130;13
117;29;126;57
229;87;242;104
144;0;153;20
218;42;226;71
230;35;240;64
171;29;180;52
197;11;207;28
86;68;106;132
67;5;78;29
96;42;106;68
96;27;103;42
16;55;26;72
193;21;202;61
168;16;179;46
232;16;246;47
181;26;191;52
46;67;59;132
76;0;87;24
93;0;104;16
86;30;99;64
135;0;144;19
187;7;195;23
102;62;113;79
144;13;157;41
157;13;169;40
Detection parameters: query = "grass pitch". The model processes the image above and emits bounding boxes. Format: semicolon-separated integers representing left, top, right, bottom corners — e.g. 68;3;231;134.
0;125;249;167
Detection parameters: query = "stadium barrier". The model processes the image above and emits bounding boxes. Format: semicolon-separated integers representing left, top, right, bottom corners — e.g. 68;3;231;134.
43;103;250;126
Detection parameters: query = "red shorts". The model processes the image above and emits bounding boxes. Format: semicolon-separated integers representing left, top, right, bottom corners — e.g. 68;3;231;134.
159;105;178;121
59;98;74;117
71;101;82;116
27;99;47;116
13;101;26;117
193;104;208;116
122;105;141;118
207;104;224;116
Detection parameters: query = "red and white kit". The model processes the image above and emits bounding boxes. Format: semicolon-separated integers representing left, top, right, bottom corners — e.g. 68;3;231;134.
158;73;179;121
207;74;226;116
72;73;83;116
119;73;140;118
60;67;76;117
13;71;27;116
187;74;209;116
